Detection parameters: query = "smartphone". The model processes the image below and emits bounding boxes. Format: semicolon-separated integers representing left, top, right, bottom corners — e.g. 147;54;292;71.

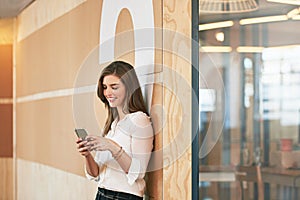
74;128;88;140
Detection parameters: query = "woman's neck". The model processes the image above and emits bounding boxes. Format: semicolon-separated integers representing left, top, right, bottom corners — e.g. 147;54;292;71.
117;107;126;121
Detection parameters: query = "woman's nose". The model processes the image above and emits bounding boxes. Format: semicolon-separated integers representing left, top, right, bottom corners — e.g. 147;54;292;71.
104;87;112;96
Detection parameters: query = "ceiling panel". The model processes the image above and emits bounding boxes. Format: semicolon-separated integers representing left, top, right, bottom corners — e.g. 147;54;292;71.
200;0;299;23
0;0;35;18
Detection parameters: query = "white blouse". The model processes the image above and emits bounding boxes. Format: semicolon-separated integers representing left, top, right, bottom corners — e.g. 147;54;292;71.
85;111;154;197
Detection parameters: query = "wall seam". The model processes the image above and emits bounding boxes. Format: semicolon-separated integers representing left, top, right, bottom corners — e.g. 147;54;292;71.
0;98;13;104
15;73;162;103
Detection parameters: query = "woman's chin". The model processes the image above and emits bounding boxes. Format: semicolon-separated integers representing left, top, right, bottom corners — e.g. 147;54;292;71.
108;103;117;108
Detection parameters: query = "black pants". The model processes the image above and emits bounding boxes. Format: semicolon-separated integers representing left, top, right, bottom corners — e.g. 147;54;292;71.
95;187;143;200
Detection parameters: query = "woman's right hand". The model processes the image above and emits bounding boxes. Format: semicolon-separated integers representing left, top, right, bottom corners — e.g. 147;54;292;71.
76;138;91;157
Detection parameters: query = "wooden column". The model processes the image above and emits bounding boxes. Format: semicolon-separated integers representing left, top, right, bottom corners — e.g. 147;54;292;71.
163;0;192;199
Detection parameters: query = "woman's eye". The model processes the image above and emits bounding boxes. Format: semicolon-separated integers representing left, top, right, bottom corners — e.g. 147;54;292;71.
112;87;118;90
102;85;107;89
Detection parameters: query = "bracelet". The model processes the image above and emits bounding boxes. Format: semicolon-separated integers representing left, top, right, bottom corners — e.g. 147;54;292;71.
113;146;124;161
115;149;124;161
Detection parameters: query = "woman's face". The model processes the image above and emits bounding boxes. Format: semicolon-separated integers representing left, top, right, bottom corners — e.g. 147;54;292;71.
102;75;126;109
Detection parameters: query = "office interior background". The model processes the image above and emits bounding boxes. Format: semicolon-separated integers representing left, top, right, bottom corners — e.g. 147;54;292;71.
1;0;300;199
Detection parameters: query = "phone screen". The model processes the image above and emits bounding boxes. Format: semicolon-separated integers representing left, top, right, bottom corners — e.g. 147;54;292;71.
75;129;88;140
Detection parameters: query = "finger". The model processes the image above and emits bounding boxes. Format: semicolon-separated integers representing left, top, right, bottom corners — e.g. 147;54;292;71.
85;140;95;147
86;135;98;141
87;142;97;151
77;141;88;149
87;141;103;149
90;143;105;151
81;152;90;157
78;144;87;150
86;137;102;145
76;138;83;143
84;142;94;151
85;135;93;139
78;145;90;152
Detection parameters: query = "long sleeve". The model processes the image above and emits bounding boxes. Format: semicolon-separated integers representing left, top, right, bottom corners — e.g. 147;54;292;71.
125;112;154;185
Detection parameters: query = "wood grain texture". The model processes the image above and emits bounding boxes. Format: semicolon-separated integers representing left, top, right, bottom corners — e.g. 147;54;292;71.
145;82;163;200
144;1;163;199
0;158;13;200
163;0;192;199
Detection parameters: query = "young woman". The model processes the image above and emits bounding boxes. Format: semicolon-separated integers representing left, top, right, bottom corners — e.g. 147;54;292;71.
76;61;154;200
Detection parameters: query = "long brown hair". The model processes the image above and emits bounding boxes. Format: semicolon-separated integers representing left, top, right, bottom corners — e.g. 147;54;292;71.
97;61;148;136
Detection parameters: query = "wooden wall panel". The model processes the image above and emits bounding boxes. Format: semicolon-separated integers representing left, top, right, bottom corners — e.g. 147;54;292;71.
16;95;106;176
146;1;163;199
15;0;104;177
0;158;13;200
17;0;87;42
0;44;13;158
15;0;164;199
0;45;12;98
113;2;163;199
0;29;13;200
17;158;97;200
114;8;135;64
0;104;13;157
145;82;163;199
16;0;102;97
163;0;192;199
0;19;14;45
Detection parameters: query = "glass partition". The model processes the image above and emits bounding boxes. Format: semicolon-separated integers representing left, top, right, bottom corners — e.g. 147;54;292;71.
199;1;300;199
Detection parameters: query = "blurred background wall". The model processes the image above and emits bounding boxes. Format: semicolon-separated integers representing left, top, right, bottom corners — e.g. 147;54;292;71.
0;18;13;200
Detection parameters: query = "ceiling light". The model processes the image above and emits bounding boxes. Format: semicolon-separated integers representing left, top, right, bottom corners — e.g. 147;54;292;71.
237;46;264;53
200;0;258;13
292;15;300;19
199;21;234;31
266;44;300;49
286;7;300;20
287;7;300;18
267;0;300;5
244;57;253;69
215;32;225;42
200;46;232;53
239;15;288;25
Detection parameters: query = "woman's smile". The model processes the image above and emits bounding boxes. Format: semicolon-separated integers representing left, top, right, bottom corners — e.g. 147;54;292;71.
107;97;117;103
102;75;126;109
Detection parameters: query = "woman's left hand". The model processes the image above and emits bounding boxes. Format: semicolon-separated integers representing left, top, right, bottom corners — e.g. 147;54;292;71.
85;135;111;151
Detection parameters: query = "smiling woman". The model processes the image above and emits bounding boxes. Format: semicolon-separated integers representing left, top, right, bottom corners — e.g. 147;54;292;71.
76;61;154;200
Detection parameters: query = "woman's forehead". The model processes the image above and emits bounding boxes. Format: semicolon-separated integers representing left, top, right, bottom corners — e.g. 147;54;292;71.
102;75;121;84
